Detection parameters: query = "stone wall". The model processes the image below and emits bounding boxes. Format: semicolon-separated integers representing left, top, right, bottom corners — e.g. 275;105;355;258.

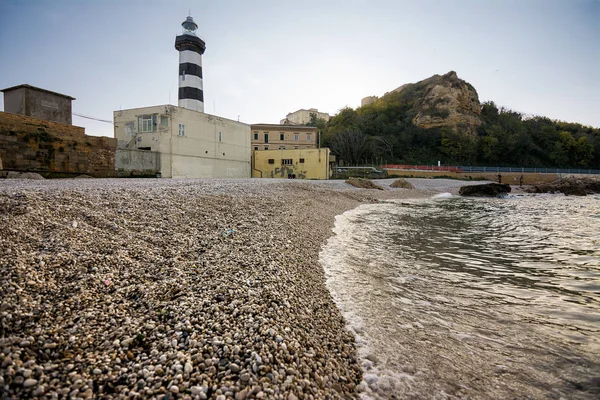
0;111;117;177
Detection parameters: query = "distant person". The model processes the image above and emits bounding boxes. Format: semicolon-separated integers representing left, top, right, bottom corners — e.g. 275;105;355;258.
498;173;502;184
520;174;524;187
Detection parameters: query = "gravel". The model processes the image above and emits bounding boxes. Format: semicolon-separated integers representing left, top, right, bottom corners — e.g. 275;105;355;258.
0;177;480;398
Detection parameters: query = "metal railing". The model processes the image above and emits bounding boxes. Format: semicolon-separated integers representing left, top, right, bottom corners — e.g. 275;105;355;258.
381;164;600;175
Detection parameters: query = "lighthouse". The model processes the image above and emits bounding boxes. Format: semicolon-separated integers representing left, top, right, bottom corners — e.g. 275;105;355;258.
175;16;206;112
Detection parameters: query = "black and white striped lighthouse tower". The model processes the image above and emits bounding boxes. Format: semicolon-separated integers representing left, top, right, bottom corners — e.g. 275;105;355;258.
175;16;206;112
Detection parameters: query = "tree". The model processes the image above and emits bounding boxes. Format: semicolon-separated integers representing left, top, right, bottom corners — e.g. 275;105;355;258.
306;112;327;131
330;129;369;164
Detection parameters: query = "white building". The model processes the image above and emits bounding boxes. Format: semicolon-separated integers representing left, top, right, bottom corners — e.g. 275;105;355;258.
114;105;250;178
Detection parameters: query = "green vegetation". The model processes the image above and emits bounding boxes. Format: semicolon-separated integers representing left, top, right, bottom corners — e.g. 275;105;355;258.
322;97;600;168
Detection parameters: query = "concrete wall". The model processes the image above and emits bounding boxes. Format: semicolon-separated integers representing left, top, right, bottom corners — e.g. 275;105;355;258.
0;111;116;177
114;105;251;178
250;124;317;151
115;149;160;176
252;148;330;179
386;169;560;185
3;87;73;125
3;89;25;114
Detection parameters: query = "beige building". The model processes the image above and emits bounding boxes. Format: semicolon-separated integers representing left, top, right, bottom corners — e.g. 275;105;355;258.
252;148;331;180
280;108;330;125
251;124;317;151
114;105;251;178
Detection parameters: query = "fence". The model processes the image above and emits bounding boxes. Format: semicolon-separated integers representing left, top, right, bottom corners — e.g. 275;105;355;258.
382;164;600;175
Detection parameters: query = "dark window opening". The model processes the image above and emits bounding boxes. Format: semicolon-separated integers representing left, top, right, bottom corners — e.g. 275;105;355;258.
268;159;275;164
299;158;305;163
282;159;293;165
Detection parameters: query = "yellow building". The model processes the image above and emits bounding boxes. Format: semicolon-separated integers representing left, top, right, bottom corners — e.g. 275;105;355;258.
252;148;331;180
251;124;317;151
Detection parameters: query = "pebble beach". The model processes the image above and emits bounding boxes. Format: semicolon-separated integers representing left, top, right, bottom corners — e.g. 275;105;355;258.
0;178;475;399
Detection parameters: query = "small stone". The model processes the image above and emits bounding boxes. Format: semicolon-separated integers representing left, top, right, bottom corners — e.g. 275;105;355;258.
236;387;249;400
191;386;204;395
23;378;38;388
184;362;193;374
72;221;78;228
288;394;298;400
92;368;102;375
33;385;45;396
230;363;240;373
216;395;226;400
170;385;179;393
240;372;250;382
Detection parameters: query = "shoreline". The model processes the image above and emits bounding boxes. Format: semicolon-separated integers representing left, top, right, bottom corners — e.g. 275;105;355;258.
0;178;484;399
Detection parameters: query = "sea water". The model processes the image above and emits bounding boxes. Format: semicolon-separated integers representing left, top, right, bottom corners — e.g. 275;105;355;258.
320;194;600;399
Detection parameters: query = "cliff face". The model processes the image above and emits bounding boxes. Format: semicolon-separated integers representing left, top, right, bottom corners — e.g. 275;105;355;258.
388;71;482;135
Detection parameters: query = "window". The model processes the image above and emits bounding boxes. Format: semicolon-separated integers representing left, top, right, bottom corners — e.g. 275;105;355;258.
294;134;299;141
139;114;157;132
268;159;275;164
282;159;293;165
279;146;286;150
218;132;222;142
254;146;259;150
264;133;269;143
280;133;285;141
160;116;168;128
306;134;311;142
254;132;258;140
294;146;299;149
178;123;185;136
299;158;305;163
182;71;186;81
264;146;269;150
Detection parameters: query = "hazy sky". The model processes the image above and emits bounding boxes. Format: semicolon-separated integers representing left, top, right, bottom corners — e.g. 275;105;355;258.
1;0;598;137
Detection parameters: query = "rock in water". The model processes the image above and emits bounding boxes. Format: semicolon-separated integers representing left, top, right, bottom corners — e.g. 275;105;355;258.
459;183;511;197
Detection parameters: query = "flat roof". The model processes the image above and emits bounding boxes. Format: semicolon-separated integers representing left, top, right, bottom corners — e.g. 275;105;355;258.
251;123;317;131
0;84;76;100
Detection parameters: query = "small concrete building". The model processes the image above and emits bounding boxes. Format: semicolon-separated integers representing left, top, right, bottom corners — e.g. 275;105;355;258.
251;124;317;151
1;84;75;125
252;148;331;179
114;105;251;178
280;108;330;125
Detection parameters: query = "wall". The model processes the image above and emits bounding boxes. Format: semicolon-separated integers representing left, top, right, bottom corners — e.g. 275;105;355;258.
386;169;559;185
252;148;330;180
3;89;24;114
114;105;251;178
250;124;317;151
115;149;160;177
0;111;117;177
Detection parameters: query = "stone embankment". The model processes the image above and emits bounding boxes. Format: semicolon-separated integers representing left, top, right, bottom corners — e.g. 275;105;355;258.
0;178;434;399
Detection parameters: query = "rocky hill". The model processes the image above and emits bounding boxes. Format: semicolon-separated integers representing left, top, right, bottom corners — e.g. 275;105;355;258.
364;71;482;135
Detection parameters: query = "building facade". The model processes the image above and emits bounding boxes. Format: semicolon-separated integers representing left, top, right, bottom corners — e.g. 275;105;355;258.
252;148;331;180
114;105;251;178
1;84;75;125
280;108;330;125
250;124;317;151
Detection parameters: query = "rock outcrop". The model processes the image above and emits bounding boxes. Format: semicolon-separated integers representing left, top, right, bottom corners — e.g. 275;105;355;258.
527;177;600;196
396;71;482;135
459;183;511;197
364;71;482;135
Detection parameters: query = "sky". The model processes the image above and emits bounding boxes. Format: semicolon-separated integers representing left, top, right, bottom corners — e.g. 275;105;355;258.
0;0;598;137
